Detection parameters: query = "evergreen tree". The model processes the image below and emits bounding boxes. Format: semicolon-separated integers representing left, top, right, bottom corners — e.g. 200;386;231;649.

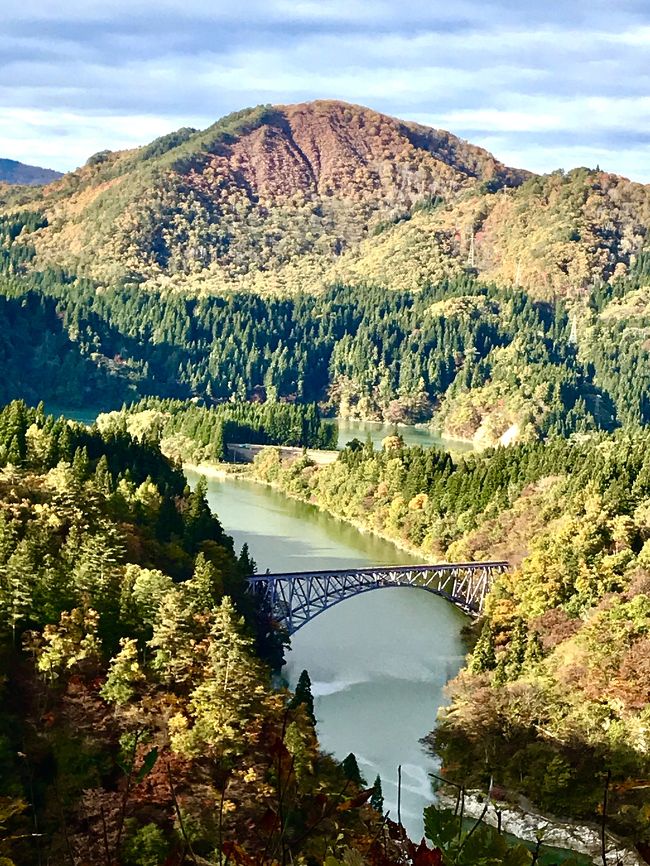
506;617;527;679
170;597;263;756
100;637;144;705
186;552;223;614
469;622;496;673
342;752;365;787
370;774;384;813
289;668;316;726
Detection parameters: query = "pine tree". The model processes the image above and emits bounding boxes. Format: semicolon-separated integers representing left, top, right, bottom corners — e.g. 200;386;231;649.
506;617;527;679
370;775;384;813
525;630;544;666
492;654;508;687
2;537;41;643
470;622;496;673
170;597;264;756
186;552;223;614
71;446;90;482
183;476;222;552
289;669;316;726
100;637;145;705
149;589;196;685
342;752;365;787
237;542;256;575
93;454;113;497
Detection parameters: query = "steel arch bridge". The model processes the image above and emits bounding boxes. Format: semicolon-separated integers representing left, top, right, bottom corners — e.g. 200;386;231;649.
247;561;508;635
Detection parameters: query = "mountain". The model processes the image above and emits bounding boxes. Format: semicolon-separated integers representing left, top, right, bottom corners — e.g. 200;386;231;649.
2;100;650;445
0;157;63;186
2;101;524;290
2;99;649;299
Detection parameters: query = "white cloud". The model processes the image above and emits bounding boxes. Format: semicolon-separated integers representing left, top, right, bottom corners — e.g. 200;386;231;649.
0;107;198;171
0;0;649;181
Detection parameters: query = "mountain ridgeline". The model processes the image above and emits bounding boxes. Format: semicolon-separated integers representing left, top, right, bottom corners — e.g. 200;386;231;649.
2;99;649;299
4;99;650;864
0;157;63;186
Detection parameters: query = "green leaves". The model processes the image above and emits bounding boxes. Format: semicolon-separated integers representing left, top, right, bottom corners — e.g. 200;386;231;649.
423;805;532;866
135;747;159;784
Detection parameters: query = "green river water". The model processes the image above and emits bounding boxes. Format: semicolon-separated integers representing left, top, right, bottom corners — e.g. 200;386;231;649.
50;406;591;858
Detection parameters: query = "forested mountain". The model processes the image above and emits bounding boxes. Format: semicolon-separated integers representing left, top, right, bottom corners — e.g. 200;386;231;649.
0;158;63;186
0;101;649;444
4;98;650;864
3;99;648;299
0;401;370;863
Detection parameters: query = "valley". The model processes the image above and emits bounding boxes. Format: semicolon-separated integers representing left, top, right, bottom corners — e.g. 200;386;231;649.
2;98;650;865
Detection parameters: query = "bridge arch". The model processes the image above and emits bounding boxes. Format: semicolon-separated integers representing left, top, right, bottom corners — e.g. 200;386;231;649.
247;562;508;635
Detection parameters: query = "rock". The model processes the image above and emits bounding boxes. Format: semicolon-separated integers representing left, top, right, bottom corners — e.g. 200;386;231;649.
436;789;643;866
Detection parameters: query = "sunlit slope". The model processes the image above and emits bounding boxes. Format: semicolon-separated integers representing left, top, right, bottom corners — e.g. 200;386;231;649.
3;100;649;298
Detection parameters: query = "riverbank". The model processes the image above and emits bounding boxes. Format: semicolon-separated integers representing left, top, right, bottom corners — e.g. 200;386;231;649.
181;460;245;480
182;463;465;842
437;788;643;866
183;456;440;564
335;416;476;453
183;453;645;863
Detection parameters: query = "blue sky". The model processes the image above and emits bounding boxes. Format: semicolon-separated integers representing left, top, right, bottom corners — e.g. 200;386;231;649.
2;0;649;181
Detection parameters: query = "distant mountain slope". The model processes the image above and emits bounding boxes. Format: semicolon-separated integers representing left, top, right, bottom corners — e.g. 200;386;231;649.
0;157;63;186
1;100;649;297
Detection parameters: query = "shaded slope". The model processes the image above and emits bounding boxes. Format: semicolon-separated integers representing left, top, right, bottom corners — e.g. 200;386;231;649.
0;157;63;186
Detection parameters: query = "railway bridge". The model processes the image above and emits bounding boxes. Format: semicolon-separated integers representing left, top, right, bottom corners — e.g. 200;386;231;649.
247;561;508;635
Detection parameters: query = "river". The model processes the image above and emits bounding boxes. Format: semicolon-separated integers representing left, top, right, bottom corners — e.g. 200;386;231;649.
336;418;474;453
48;406;474;456
185;468;467;841
55;404;470;838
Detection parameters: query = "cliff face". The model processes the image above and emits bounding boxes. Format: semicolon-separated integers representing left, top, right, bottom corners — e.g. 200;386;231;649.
3;100;649;298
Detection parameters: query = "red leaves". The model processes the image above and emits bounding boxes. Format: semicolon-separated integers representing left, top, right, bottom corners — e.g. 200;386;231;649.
407;839;443;866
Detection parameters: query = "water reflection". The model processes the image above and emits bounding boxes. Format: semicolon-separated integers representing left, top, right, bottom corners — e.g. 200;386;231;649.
336;418;474;454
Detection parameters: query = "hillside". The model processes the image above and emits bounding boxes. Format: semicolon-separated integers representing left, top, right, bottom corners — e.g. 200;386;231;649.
0;157;63;186
2;99;649;298
1;101;650;441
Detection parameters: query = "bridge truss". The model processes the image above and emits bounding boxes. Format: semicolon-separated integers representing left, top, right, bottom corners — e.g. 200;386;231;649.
248;561;508;635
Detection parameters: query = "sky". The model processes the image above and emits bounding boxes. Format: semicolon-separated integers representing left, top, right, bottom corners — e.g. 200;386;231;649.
2;0;650;181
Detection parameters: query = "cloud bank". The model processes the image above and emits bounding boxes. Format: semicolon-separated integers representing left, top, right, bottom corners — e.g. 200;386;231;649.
1;0;649;180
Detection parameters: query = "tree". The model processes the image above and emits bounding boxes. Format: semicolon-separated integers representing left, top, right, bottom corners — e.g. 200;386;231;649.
148;588;196;685
183;476;223;552
2;539;37;644
469;622;496;673
289;669;316;726
169;597;265;757
101;637;145;705
120;564;174;638
342;752;365;787
185;552;223;614
370;774;384;813
29;607;101;682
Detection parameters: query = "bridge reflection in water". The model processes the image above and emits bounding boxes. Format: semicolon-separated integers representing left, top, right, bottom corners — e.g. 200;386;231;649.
248;562;509;635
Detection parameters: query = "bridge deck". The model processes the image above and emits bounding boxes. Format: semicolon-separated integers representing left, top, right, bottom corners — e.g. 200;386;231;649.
249;561;508;580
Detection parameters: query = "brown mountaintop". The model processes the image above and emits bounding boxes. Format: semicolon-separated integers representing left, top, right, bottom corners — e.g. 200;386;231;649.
3;100;649;297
